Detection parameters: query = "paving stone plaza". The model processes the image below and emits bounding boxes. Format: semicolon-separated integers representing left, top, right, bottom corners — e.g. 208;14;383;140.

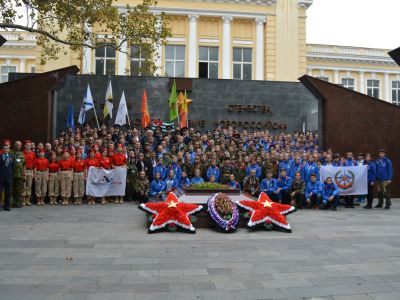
0;204;399;300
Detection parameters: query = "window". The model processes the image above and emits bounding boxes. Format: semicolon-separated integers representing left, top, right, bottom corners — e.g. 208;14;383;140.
367;79;380;99
341;78;355;90
316;76;329;82
198;46;218;79
130;45;150;76
30;66;36;73
392;81;400;105
233;48;252;80
165;45;185;77
95;45;116;75
0;66;16;83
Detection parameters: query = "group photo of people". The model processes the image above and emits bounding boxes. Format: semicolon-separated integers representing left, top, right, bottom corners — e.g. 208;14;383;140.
0;123;393;212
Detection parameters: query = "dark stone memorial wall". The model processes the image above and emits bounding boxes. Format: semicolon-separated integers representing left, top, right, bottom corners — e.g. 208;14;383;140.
54;75;318;134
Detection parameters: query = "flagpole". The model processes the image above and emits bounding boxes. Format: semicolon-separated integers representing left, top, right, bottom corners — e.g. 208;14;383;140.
93;103;100;129
127;112;131;127
176;102;180;128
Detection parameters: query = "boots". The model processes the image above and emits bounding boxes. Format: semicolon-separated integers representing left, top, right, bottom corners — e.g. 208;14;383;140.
26;197;32;206
101;197;106;205
77;197;82;205
22;197;27;206
384;192;391;209
49;197;54;205
120;197;124;204
375;191;383;208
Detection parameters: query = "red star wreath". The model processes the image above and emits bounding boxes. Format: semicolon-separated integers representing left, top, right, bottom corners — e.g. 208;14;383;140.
139;193;203;233
236;192;296;232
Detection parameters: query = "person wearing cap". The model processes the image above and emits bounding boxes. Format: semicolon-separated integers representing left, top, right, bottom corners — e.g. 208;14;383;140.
58;150;73;205
85;149;100;205
290;171;305;208
136;170;150;203
375;149;393;209
111;144;127;204
22;140;36;206
47;151;60;205
275;168;292;204
305;173;323;209
260;169;278;201
321;176;339;211
100;149;112;204
34;150;49;206
363;153;376;209
72;151;86;205
0;142;13;211
11;141;25;208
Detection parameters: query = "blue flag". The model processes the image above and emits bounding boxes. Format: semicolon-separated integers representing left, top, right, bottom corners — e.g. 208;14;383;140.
66;102;75;132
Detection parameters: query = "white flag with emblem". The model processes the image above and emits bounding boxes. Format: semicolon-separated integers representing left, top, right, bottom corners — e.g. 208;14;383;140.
320;166;367;196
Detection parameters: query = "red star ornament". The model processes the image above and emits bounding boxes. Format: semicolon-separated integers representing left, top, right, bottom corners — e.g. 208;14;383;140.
140;193;203;232
236;192;296;232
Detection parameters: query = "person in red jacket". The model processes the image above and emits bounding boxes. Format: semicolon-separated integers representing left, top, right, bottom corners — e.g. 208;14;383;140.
47;151;60;205
111;144;127;204
58;151;73;205
22;140;36;206
73;151;86;205
85;149;100;205
34;150;49;206
100;148;112;204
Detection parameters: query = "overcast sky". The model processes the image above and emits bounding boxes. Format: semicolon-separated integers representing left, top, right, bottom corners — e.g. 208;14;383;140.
307;0;400;50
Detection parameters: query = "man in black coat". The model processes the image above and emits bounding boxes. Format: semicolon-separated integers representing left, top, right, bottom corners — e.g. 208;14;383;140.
0;142;14;211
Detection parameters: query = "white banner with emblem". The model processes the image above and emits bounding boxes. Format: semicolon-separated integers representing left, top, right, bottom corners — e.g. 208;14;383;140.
86;166;127;197
320;165;368;196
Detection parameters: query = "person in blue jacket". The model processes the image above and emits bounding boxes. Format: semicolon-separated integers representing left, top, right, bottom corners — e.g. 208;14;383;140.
278;153;293;179
227;174;241;190
206;159;220;182
320;177;339;210
260;169;278;201
305;173;322;208
191;168;205;185
245;157;261;179
165;169;179;194
149;172;166;200
375;149;393;209
153;158;166;180
342;152;357;208
275;168;292;204
167;156;182;182
303;156;319;184
179;171;191;191
291;157;304;180
364;153;376;209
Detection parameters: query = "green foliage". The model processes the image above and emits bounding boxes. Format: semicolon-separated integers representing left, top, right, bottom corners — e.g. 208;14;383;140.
189;183;227;190
0;0;171;72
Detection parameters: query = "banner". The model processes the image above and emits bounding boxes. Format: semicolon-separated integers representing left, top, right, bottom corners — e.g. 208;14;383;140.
86;166;127;197
320;165;367;195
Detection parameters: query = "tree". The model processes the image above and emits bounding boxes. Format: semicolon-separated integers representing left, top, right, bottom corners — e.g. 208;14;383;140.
0;0;171;74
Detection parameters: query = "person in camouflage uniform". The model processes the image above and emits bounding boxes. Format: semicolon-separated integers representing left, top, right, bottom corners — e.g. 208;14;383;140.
126;151;139;201
220;158;234;184
135;171;149;203
290;171;305;208
12;141;25;208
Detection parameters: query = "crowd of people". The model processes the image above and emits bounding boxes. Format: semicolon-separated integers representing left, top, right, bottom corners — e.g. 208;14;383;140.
0;122;393;212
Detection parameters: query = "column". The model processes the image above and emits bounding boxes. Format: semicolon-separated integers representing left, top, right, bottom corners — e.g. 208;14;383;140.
307;67;313;76
82;24;92;74
188;14;199;78
359;71;365;94
333;69;339;84
19;59;26;73
255;17;266;80
222;15;233;79
154;13;162;76
384;72;391;102
117;37;128;75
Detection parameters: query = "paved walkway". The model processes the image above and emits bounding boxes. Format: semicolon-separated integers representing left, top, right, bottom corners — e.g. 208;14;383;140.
0;202;399;300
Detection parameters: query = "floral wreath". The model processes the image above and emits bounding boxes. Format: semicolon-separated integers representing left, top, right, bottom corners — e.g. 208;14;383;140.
207;193;239;232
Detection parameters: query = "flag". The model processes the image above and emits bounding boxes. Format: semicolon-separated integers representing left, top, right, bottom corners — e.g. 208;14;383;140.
78;84;95;124
141;89;151;128
66;102;75;132
169;79;178;121
115;91;128;126
179;90;192;129
103;79;113;119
